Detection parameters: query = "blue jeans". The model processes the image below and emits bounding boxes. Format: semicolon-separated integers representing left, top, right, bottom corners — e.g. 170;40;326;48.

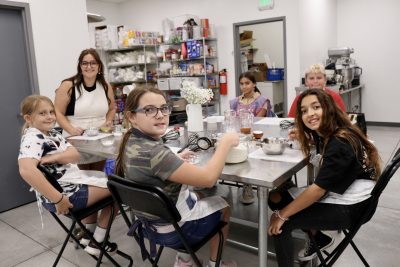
42;185;89;213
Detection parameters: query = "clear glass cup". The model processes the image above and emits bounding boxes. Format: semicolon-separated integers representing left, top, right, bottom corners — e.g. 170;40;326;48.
224;109;237;133
239;109;253;135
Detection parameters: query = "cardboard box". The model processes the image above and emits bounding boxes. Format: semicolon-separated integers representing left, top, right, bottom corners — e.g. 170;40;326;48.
240;30;253;40
252;71;267;82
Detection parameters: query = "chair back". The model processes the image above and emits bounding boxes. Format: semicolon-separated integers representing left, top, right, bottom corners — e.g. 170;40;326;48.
370;146;400;199
360;144;400;224
107;174;182;223
37;164;63;193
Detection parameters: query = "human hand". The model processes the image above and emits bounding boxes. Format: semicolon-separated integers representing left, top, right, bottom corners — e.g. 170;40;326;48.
69;127;84;136
178;149;195;162
55;195;73;215
220;132;240;148
288;128;299;141
268;213;285;236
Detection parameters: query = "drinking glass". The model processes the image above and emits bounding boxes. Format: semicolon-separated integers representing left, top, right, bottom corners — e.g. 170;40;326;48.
239;109;253;135
224;109;237;133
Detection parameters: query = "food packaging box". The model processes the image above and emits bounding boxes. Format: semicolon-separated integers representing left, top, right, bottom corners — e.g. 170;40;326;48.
168;77;182;90
157;78;169;90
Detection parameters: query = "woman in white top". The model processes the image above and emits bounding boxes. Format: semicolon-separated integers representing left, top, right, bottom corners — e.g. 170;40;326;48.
54;48;116;171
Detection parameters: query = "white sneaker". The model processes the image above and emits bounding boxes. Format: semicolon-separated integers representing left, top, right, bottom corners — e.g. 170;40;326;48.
173;255;203;267
239;184;255;204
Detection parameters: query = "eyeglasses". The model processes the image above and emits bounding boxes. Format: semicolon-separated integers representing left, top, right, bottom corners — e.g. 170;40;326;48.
135;105;172;117
80;61;99;68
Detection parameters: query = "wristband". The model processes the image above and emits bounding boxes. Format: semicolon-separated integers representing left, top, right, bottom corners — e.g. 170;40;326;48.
273;210;289;221
53;194;64;205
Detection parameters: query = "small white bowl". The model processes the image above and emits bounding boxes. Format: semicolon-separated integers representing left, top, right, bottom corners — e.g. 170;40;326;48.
100;136;115;146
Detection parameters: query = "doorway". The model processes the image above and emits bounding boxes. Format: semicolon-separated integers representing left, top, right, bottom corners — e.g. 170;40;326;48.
233;17;287;116
0;1;39;212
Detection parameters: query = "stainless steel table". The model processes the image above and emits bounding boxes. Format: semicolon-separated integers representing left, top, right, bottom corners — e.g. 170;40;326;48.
68;121;312;267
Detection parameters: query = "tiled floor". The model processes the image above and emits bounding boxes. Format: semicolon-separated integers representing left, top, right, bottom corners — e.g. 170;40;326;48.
1;126;399;267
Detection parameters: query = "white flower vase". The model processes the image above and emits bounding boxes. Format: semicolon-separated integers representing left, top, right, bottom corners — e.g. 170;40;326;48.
186;104;204;132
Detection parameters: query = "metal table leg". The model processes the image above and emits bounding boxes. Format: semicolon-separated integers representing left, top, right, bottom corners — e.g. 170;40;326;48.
258;187;269;267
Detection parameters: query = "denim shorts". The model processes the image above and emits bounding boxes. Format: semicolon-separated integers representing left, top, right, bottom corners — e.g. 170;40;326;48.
42;185;89;213
145;210;222;249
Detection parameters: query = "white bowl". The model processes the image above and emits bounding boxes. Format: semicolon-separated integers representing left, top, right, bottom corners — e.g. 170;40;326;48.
100;136;115;146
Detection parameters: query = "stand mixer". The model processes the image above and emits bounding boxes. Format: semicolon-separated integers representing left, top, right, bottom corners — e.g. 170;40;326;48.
325;47;362;89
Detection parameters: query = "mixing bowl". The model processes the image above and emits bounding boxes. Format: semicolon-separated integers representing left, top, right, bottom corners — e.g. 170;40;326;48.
261;137;286;155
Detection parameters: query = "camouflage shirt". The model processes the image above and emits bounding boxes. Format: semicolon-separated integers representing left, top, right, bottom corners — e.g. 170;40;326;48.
124;128;184;204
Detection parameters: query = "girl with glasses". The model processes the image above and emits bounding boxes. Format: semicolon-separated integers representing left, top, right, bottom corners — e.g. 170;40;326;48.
115;87;239;267
54;48;116;173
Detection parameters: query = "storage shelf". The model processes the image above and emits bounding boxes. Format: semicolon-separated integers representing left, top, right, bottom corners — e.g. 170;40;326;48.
110;80;156;85
108;62;158;68
163;37;217;45
105;45;158;52
161;56;217;63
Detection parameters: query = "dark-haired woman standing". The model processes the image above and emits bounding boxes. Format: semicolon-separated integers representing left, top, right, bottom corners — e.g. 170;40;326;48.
54;48;116;171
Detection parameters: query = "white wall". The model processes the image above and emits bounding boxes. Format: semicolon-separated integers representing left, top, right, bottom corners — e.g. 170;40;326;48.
299;0;337;77
86;0;121;47
104;0;301;113
241;22;284;68
7;0;89;101
337;0;400;123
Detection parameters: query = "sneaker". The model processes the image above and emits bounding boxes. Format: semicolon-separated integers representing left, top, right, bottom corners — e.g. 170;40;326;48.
239;184;255;204
298;231;335;261
173;256;203;267
84;240;118;257
207;260;237;267
71;228;91;246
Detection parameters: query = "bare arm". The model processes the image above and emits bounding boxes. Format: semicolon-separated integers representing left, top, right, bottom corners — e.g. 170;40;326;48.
268;184;326;235
18;158;73;214
256;108;267;117
40;146;80;165
168;133;239;187
54;81;84;136
104;83;116;127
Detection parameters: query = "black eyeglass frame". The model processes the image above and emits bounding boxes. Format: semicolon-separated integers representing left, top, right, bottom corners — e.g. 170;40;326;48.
134;104;172;117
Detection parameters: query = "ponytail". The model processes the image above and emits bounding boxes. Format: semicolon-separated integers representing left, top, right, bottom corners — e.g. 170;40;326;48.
254;86;261;93
115;127;134;177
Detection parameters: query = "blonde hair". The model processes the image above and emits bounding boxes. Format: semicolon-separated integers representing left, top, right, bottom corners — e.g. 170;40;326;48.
20;95;54;133
304;63;326;78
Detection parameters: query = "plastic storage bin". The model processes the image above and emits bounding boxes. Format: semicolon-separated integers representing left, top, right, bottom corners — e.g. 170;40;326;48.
267;68;284;81
104;159;115;176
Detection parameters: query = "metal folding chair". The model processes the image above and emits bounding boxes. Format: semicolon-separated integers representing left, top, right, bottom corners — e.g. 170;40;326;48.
107;174;227;267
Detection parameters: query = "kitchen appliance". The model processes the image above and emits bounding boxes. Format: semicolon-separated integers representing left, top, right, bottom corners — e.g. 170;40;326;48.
325;47;362;89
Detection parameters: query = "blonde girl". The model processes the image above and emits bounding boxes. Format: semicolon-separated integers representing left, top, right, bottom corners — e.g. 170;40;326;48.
18;95;117;256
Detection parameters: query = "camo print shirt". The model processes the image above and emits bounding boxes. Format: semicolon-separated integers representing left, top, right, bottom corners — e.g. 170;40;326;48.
124;128;184;204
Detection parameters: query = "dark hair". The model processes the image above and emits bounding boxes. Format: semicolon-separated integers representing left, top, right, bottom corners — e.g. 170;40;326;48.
114;87;166;177
295;89;381;179
62;48;111;104
239;71;261;93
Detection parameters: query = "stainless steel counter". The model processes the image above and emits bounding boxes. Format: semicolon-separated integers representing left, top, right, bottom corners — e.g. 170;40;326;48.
68;120;312;267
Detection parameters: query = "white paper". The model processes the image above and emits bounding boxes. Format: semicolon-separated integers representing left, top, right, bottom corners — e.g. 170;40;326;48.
67;132;113;140
254;117;294;125
248;148;304;163
168;146;181;154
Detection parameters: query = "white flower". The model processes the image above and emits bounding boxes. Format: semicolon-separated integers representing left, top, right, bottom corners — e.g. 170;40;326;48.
180;80;214;105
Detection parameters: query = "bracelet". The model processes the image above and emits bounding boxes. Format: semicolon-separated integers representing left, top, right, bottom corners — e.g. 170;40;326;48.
53;194;64;205
273;210;289;222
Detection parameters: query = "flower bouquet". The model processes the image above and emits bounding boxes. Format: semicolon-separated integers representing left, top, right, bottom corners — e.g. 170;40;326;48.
180;80;213;104
180;80;213;132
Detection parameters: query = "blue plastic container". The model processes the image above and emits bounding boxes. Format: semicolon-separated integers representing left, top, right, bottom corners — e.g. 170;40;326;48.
104;159;115;176
267;68;284;81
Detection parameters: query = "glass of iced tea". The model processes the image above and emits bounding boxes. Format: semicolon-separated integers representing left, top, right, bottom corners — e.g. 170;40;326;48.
239;109;253;135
